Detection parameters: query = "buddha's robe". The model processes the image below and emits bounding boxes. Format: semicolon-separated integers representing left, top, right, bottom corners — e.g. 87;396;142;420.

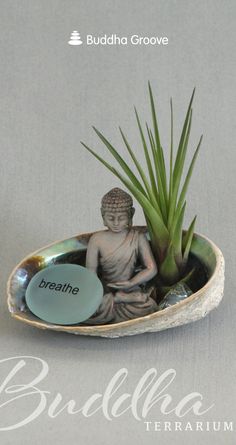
85;229;158;325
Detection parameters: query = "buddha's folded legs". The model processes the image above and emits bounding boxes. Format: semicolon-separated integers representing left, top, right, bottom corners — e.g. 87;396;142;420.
113;290;158;323
83;288;158;325
83;293;114;325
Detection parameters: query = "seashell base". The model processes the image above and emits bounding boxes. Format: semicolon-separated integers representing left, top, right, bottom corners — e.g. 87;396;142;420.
7;229;225;338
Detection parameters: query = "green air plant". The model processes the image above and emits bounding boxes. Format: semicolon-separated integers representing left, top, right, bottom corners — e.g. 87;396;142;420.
81;83;203;286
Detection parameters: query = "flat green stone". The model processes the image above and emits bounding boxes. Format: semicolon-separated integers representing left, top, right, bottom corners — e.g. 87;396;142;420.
25;264;103;325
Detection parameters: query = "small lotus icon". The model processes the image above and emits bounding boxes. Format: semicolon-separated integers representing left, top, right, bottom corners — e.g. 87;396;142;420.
68;30;83;46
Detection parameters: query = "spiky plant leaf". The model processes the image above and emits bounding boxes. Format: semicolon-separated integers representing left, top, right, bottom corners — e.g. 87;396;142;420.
169;98;174;202
80;141;147;197
182;216;197;266
118;127;160;211
167;108;192;229
172;202;186;267
134;108;157;196
148;82;168;205
146;125;168;223
176;135;203;213
159;243;179;285
173;88;195;185
92;127;147;191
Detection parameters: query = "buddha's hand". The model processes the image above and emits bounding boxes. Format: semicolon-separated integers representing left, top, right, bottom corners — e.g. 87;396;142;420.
107;280;133;290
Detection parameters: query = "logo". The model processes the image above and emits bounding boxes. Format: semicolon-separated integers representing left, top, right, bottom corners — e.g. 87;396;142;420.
67;30;169;47
68;30;83;46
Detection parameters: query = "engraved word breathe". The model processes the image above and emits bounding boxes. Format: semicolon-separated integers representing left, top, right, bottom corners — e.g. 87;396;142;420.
39;278;79;295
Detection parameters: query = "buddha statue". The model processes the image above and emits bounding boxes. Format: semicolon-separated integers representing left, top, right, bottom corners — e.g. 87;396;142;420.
85;188;158;324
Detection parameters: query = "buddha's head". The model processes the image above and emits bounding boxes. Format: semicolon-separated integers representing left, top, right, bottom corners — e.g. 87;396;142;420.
101;188;135;233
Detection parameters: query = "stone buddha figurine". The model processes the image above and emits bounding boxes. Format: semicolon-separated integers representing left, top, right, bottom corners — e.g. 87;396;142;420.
85;187;158;324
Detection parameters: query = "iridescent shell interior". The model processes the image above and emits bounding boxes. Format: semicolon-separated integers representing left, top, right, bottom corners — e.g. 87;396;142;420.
8;234;89;315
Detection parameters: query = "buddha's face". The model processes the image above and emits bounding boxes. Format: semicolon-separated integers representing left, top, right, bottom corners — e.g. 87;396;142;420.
103;211;131;233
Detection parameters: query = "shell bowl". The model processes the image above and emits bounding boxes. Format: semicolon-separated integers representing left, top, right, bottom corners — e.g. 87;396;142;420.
7;228;225;338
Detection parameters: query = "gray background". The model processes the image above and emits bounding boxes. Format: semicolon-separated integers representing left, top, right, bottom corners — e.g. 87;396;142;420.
0;0;235;443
